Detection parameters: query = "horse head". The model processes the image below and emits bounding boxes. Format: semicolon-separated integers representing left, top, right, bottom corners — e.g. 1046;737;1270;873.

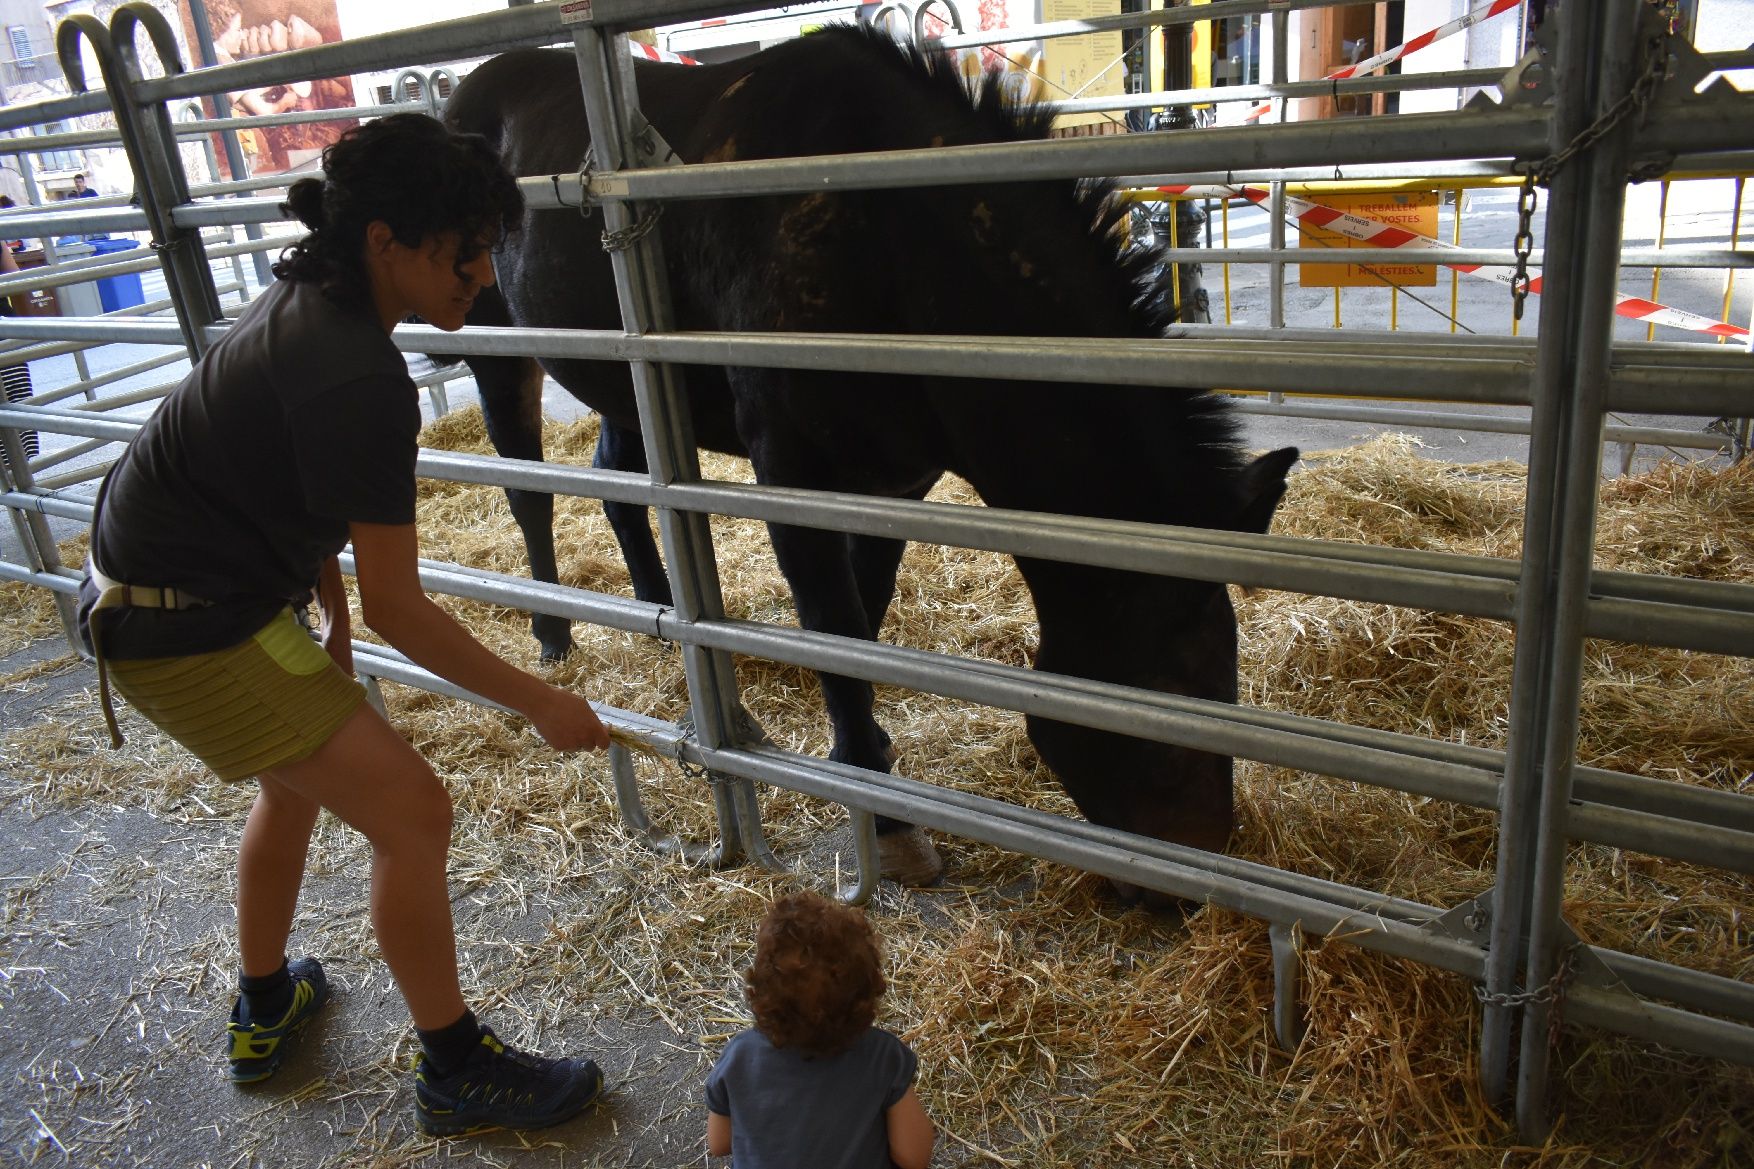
1022;446;1298;903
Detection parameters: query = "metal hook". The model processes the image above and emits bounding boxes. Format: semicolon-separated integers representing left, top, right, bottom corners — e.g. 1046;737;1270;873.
427;67;458;115
55;15;112;95
392;68;428;105
110;3;188;77
868;2;914;43
913;0;965;45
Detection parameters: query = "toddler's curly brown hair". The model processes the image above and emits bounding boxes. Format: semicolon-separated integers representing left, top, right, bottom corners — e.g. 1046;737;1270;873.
745;891;887;1056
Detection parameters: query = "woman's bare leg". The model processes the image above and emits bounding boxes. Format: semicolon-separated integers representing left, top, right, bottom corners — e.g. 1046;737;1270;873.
258;702;467;1029
236;774;320;978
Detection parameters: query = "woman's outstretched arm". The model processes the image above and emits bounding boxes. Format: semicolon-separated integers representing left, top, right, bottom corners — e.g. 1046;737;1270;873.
349;520;607;752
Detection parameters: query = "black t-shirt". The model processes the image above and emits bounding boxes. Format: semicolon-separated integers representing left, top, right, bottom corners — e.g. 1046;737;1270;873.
79;277;420;659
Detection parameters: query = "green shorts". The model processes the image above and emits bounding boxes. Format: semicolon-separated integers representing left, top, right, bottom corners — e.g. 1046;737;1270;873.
105;608;366;782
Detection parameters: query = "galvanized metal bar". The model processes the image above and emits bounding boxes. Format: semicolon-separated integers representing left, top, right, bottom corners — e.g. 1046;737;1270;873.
305;617;1490;974
721;743;1491;974
607;742;729;866
35;350;183;404
1231;398;1734;452
1481;11;1584;1114
400;325;1544;404
568;21;748;864
0;206;152;236
1268;922;1307;1051
17;480;1754;1032
1058;67;1510;116
0;91;113;134
572;107;1551;204
7;309;1741;420
1634;96;1754;159
8;395;1747;661
390;552;1753;854
1148;244;1754;269
54;11;219;359
0;561;83;593
1122;149;1754;187
1598;950;1754;1027
130;0;775;106
1513;4;1649;1136
172;100;433;137
18;437;114;477
0;425;80;646
142;599;1749;1045
402;447;1746;651
935;0;1358;52
1563;984;1754;1068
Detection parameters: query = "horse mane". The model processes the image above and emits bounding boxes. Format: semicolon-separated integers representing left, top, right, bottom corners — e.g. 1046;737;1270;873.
818;24;1181;335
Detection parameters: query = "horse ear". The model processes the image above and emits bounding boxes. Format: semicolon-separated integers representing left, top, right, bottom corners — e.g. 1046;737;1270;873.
1231;446;1299;533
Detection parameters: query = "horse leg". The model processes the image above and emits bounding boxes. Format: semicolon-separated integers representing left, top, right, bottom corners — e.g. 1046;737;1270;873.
472;353;573;661
765;517;944;884
593;421;674;607
845;479;931;637
849;523;949;881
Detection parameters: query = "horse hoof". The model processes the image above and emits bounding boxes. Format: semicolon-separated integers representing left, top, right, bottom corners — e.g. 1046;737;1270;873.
1109;877;1192;917
876;827;945;886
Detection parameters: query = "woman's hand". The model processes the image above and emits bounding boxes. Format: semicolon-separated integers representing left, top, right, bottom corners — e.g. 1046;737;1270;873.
525;686;610;753
350;522;611;753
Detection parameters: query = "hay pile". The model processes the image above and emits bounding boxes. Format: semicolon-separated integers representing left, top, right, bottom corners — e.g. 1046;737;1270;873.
3;417;1749;1167
0;532;84;658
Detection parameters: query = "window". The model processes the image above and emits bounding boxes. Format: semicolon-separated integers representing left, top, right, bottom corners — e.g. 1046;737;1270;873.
8;25;36;69
36;122;81;172
1213;17;1261;87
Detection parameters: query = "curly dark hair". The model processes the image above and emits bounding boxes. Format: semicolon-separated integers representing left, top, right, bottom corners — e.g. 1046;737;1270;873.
745;891;887;1056
272;113;523;309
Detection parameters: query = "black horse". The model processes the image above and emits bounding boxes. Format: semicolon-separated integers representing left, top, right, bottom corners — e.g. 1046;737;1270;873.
443;27;1297;887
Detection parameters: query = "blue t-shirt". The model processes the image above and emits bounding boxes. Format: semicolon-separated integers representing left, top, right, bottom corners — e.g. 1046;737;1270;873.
705;1026;917;1169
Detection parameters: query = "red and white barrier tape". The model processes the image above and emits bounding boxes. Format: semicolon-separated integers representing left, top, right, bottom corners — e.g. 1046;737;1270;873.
629;41;699;65
1244;0;1521;122
1155;183;1750;338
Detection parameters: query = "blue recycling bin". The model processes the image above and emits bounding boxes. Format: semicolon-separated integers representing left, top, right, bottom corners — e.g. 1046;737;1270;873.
89;237;145;312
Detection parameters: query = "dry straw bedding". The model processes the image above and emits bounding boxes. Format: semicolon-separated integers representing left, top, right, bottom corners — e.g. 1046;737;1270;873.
2;418;1749;1167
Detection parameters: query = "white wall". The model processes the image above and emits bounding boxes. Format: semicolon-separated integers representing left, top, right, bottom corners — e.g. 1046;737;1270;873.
1696;0;1754;89
334;0;505;41
1399;0;1494;117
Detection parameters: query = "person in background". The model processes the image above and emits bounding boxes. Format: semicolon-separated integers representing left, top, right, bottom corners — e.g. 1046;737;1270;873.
71;173;99;199
76;113;611;1139
0;229;37;471
0;194;26;251
706;891;935;1169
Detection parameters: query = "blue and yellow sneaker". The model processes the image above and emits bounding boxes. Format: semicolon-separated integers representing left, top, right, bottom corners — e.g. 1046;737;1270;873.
414;1027;604;1137
225;957;330;1083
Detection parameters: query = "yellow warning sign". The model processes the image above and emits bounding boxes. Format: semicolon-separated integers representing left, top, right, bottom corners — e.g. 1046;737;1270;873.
1041;0;1124;129
1299;191;1440;288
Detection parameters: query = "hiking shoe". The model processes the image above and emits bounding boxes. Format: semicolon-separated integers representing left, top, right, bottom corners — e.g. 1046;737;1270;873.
414;1027;604;1137
226;957;330;1083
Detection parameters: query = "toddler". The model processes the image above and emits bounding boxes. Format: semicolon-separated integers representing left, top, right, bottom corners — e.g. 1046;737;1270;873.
706;891;934;1168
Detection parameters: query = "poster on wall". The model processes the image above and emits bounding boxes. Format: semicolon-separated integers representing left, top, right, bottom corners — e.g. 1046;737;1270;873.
903;0;1044;106
177;0;357;178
